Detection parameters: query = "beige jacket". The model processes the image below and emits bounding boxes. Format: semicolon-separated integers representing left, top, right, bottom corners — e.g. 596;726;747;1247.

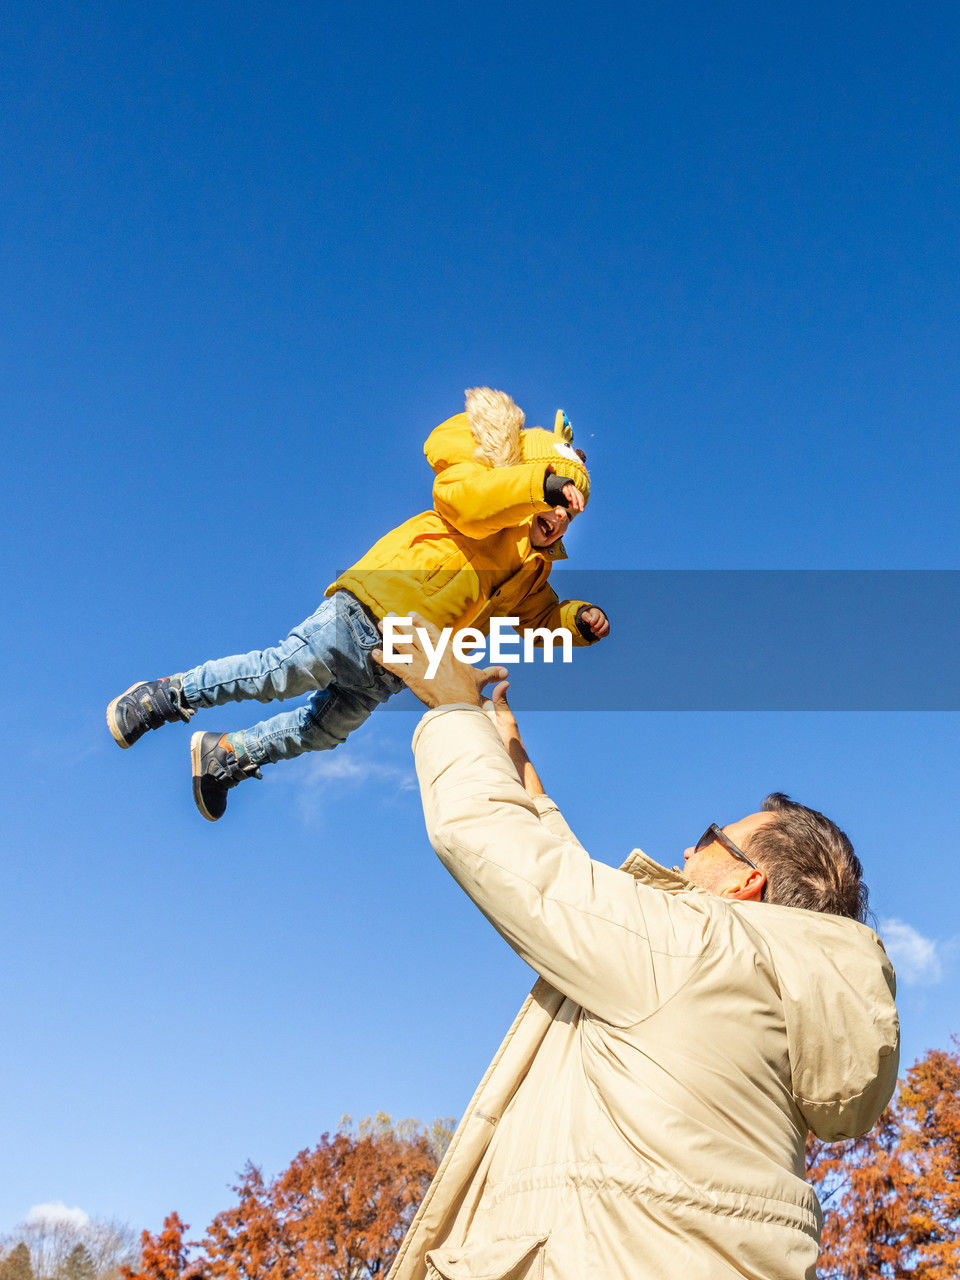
389;707;900;1280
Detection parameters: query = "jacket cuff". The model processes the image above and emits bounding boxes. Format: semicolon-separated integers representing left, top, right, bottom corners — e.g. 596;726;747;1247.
529;462;553;509
560;599;596;647
411;703;490;753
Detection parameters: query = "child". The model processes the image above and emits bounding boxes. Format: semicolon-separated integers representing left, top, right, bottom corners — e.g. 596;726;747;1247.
107;388;609;821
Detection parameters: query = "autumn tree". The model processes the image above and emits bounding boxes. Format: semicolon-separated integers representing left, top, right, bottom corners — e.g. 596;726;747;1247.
808;1040;960;1278
1;1216;138;1280
124;1115;451;1280
61;1247;95;1280
808;1107;913;1277
0;1244;35;1280
895;1045;960;1276
122;1215;190;1280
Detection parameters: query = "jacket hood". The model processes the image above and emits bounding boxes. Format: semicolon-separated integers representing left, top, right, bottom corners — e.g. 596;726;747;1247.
750;905;900;1139
463;386;524;468
463;387;591;503
624;851;900;1142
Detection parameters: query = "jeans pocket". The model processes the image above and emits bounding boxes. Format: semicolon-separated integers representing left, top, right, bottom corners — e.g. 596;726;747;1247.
332;595;403;699
341;595;380;653
425;1234;549;1280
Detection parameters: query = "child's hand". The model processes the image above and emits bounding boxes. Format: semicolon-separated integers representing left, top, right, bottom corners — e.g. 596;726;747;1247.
579;606;610;640
544;469;586;513
562;483;586;513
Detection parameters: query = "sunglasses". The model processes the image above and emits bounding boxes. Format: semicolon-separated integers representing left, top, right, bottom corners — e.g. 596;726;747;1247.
694;823;760;871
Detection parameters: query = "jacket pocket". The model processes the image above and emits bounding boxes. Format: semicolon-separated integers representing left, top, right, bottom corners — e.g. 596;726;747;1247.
425;1233;549;1280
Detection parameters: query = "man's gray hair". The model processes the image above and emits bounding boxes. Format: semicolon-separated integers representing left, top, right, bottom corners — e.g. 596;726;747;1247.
747;793;869;922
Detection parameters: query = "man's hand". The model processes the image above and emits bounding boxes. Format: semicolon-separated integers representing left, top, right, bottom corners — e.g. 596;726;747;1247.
481;680;546;797
579;606;610;640
374;613;506;709
482;678;519;745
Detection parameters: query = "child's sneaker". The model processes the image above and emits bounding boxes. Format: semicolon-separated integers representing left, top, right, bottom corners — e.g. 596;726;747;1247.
191;732;263;822
107;677;194;748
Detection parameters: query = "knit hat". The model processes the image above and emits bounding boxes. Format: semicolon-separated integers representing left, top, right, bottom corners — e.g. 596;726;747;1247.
520;409;591;505
464;388;591;505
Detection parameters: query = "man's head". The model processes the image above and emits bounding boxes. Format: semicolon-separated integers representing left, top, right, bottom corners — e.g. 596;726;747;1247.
683;793;868;922
683;812;771;902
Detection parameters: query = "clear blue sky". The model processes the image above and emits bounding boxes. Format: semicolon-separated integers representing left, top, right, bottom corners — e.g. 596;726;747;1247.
2;0;959;1241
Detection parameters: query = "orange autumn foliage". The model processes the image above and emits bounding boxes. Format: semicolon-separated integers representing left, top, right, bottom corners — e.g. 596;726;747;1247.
127;1216;191;1280
123;1117;446;1280
125;1047;960;1280
808;1041;960;1279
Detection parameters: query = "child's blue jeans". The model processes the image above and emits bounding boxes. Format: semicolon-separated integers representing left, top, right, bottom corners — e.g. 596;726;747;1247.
179;591;404;766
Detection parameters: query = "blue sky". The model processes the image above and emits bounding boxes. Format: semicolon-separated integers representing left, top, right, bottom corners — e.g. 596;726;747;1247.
2;0;959;1241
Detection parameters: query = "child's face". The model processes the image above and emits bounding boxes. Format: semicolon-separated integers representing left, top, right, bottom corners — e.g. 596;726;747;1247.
530;507;576;548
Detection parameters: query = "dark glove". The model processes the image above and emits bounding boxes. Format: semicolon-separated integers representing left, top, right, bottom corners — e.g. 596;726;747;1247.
544;473;575;507
574;604;603;642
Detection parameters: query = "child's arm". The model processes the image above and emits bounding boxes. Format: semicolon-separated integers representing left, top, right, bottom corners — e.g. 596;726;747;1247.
425;415;576;538
515;580;608;647
433;458;556;538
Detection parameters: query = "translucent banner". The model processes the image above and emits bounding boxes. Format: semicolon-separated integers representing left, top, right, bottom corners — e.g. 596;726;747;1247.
347;570;960;711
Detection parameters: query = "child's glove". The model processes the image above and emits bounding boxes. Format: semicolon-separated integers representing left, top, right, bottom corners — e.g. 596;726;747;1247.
544;473;586;511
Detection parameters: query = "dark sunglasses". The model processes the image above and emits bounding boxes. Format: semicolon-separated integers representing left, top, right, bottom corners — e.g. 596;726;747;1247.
694;823;759;871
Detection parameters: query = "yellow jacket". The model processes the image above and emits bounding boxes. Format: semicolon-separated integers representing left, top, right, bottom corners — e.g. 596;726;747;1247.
327;413;595;643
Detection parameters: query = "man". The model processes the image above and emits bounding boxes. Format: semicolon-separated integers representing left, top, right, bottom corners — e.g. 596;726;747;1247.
376;619;900;1280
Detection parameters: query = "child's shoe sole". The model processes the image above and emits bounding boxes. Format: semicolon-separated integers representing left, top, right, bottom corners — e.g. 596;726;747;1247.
191;731;221;822
190;730;261;822
107;682;149;748
107;676;191;748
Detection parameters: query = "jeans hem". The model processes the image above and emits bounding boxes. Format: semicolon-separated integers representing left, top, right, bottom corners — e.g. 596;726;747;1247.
180;670;201;708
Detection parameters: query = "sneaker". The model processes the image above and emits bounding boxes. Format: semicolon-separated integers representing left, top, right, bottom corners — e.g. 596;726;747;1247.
107;677;194;749
191;731;262;822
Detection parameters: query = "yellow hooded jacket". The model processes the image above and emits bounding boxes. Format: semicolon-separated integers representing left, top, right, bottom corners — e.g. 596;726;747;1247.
326;405;595;644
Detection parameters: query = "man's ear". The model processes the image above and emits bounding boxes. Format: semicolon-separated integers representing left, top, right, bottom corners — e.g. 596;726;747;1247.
724;868;766;903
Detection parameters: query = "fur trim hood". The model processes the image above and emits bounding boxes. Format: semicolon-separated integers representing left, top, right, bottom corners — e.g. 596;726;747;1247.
464;386;524;468
464;386;591;502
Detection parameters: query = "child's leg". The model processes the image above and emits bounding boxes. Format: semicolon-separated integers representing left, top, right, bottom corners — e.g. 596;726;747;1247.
179;593;386;711
186;591;404;767
184;596;403;820
189;682;390;821
232;684;384;766
108;591;403;767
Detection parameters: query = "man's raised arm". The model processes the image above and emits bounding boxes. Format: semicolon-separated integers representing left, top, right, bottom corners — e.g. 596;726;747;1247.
376;619;702;1027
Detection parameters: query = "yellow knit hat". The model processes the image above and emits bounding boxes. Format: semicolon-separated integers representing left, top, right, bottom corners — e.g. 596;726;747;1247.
520;410;591;505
